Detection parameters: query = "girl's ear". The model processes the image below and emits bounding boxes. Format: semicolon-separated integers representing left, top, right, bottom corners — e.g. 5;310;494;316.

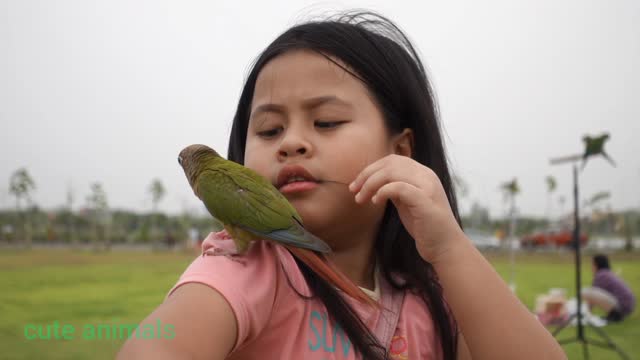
392;128;414;157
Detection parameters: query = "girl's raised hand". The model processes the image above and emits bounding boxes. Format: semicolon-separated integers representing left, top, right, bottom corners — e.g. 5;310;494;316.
349;154;466;263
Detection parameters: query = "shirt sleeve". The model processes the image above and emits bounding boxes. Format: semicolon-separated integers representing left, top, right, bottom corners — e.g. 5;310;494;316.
592;271;608;290
166;234;280;352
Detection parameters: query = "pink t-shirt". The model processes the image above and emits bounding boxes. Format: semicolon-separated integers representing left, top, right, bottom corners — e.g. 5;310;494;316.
167;232;442;359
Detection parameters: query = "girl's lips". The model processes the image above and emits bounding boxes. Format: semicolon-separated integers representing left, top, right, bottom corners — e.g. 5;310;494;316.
275;164;321;194
279;181;318;194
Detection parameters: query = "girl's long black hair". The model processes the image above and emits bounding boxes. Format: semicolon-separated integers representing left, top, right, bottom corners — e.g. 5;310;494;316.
227;11;460;359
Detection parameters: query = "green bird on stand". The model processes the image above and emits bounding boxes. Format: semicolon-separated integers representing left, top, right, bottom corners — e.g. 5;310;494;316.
178;144;375;306
582;133;616;170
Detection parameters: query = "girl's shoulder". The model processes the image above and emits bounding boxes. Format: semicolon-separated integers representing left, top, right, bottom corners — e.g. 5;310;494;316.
166;232;312;352
167;231;307;297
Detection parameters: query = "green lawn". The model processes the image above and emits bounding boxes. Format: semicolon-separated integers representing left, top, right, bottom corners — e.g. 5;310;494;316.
485;251;639;359
1;249;638;359
0;249;196;360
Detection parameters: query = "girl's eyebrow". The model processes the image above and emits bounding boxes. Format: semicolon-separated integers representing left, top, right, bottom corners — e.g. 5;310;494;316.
251;103;286;119
302;95;353;110
251;95;353;119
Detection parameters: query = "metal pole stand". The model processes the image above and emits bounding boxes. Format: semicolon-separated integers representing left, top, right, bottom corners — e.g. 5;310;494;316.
551;164;629;360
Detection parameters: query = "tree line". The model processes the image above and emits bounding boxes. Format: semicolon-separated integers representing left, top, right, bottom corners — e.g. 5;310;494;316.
2;168;637;250
3;167;221;250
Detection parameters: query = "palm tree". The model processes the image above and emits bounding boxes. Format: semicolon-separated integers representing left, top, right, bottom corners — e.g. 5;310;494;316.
545;175;557;215
623;213;633;252
545;176;557;230
586;191;611;210
148;178;166;247
558;195;567;221
149;178;166;214
500;178;520;222
86;182;109;251
452;174;469;217
500;178;520;291
584;191;612;238
66;183;77;248
9;168;36;247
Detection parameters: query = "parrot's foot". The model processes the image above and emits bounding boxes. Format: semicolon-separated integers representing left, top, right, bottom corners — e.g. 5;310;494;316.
224;254;247;265
213;230;233;240
203;246;238;257
202;247;247;265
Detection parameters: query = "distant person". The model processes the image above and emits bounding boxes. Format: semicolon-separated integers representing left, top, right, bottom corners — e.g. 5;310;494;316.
582;254;636;322
165;230;176;249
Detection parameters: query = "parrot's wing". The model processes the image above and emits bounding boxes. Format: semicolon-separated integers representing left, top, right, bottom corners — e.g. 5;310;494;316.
197;168;331;253
237;216;331;253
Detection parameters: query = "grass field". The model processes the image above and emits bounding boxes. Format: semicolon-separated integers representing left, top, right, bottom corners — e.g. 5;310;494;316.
1;248;638;359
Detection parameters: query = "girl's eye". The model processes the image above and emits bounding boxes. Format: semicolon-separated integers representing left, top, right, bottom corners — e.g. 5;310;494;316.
257;127;282;138
315;120;346;129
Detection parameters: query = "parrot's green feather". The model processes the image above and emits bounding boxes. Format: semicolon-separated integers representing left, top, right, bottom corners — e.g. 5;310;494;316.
195;159;330;253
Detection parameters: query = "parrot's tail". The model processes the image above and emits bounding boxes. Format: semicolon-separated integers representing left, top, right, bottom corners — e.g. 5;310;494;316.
286;246;379;308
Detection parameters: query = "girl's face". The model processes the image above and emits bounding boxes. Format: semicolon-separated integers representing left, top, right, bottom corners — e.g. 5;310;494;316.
244;50;409;246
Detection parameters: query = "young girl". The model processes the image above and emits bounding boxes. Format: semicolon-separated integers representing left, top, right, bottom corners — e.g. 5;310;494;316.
118;11;565;359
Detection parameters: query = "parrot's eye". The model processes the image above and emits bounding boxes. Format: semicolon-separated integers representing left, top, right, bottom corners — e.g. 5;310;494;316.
177;156;183;165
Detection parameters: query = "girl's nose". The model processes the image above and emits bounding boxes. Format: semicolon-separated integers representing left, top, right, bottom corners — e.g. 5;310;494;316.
277;130;312;160
278;146;307;158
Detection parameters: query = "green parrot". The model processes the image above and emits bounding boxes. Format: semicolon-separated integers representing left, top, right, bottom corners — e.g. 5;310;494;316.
178;144;330;254
582;133;616;169
178;144;375;306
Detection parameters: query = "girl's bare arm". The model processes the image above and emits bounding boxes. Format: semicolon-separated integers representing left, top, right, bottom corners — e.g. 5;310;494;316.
116;283;237;360
349;154;566;359
434;235;566;360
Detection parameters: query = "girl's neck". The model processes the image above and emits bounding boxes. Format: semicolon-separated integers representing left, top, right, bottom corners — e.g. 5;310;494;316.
325;229;377;291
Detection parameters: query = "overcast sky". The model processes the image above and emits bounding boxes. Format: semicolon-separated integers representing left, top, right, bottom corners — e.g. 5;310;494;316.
1;0;639;218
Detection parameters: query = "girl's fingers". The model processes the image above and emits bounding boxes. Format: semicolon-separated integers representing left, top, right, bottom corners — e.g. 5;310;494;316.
349;154;417;193
354;167;394;204
349;155;393;193
372;181;422;206
352;155;428;203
